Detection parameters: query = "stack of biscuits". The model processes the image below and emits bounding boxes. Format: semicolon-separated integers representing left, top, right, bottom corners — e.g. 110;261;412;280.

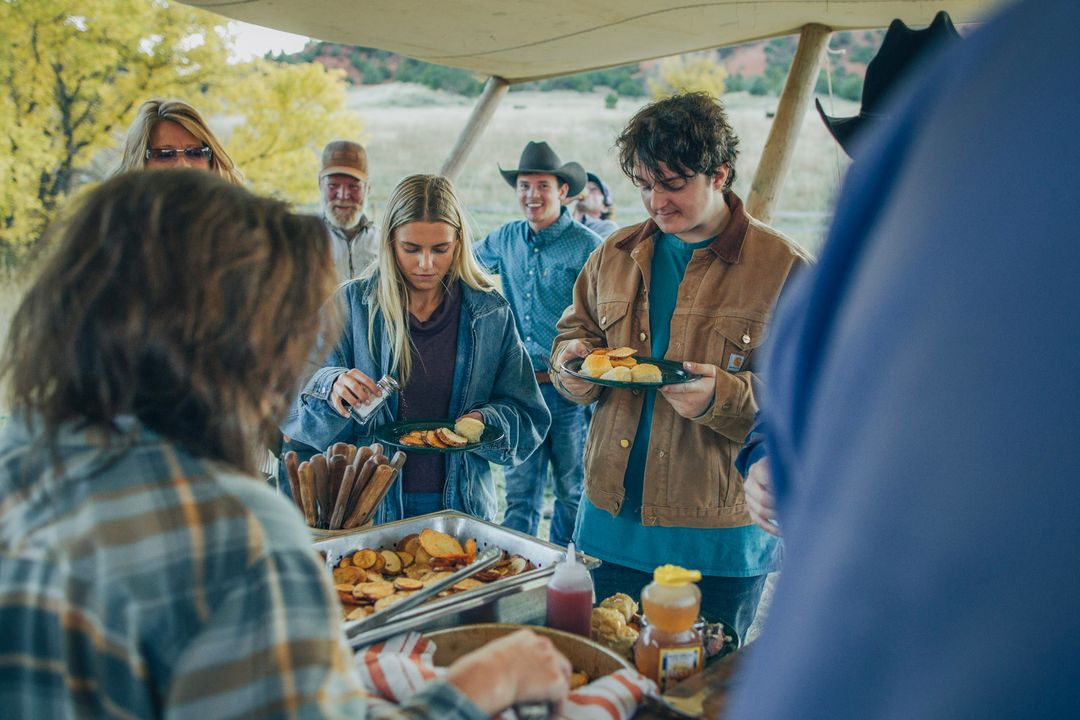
580;347;663;383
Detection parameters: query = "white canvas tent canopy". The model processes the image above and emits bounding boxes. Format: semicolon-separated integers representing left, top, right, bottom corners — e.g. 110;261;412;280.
182;0;1006;221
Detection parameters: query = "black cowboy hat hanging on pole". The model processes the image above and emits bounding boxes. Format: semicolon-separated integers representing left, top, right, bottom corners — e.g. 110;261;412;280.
500;141;587;197
817;11;962;158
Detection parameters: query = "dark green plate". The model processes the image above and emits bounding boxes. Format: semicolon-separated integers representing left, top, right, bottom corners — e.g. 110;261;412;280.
561;355;701;388
373;420;504;453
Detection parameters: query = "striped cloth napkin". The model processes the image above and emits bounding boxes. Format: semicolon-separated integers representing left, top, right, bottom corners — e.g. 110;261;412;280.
355;632;657;720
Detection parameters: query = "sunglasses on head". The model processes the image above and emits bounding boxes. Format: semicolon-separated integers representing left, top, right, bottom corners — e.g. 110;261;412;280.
145;146;212;162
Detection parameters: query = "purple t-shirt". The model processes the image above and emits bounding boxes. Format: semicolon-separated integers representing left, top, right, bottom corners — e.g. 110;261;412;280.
398;281;462;494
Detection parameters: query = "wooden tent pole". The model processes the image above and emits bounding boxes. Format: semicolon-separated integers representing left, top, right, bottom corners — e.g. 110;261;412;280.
440;75;511;181
746;23;831;224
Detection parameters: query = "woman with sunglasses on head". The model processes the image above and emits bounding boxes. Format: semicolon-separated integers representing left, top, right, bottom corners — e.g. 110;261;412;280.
283;174;550;522
0;169;571;718
115;98;243;184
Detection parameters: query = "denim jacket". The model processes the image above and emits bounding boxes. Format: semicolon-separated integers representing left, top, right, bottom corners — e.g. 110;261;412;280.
282;277;550;523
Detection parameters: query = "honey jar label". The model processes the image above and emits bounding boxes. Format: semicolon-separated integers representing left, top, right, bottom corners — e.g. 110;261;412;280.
657;645;703;691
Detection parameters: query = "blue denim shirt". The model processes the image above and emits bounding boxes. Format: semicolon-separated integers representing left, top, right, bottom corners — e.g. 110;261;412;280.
281;278;550;523
476;207;601;371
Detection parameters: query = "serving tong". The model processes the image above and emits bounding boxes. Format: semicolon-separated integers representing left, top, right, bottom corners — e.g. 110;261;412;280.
345;545;503;645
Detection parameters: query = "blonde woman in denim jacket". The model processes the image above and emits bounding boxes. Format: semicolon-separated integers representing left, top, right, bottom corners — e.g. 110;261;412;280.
283;174;550;522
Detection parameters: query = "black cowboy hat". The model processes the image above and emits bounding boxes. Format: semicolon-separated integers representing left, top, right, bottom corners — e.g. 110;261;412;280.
817;11;961;157
500;141;587;197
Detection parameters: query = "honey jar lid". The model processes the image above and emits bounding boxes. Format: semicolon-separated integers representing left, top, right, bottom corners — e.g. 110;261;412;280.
653;564;702;587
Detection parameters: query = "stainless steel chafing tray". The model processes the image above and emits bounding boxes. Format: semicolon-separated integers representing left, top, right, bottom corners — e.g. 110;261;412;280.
312;510;600;648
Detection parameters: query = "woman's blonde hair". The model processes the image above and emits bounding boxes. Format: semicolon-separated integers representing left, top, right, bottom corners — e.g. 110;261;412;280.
364;174;495;384
115;98;244;186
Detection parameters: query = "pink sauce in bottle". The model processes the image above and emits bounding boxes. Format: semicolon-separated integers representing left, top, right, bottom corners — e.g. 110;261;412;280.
545;542;594;637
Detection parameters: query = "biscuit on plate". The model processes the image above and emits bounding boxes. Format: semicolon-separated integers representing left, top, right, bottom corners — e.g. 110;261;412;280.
631;363;662;383
600;366;632;382
581;353;613;377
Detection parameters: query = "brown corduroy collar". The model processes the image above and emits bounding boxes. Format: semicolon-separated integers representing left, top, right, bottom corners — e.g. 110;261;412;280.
615;191;749;263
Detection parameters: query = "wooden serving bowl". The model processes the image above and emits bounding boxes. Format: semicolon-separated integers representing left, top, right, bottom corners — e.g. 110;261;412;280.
425;623;631;679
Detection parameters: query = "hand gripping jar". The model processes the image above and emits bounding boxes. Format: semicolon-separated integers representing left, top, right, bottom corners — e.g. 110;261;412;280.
633;564;704;691
349;374;400;423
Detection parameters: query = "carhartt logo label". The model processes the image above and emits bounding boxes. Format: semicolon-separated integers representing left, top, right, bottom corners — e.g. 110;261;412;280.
727;353;746;372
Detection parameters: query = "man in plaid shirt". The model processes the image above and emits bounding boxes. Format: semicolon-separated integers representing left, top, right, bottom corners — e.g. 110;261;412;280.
0;170;570;719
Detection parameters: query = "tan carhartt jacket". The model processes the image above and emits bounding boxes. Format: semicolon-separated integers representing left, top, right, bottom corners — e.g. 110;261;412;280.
551;193;808;528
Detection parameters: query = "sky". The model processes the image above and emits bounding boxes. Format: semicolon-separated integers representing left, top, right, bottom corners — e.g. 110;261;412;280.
228;21;311;62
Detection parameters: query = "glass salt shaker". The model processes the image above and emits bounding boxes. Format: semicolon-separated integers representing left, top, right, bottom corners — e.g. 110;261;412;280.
349;374;400;423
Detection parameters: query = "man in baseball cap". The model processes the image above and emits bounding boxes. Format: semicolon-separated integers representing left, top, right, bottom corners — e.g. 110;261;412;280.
570;171;619;238
319;140;378;282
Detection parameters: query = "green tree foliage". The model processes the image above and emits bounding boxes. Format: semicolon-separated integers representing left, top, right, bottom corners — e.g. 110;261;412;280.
529;64;645;96
0;0;361;259
396;58;484;96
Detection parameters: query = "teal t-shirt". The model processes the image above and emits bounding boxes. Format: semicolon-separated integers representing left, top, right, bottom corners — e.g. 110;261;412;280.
574;232;781;577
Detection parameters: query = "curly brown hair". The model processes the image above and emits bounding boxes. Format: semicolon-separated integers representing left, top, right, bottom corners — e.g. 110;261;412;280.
616;91;740;191
1;170;338;472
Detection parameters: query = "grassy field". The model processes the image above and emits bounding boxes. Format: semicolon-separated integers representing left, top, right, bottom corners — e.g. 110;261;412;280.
350;84;855;254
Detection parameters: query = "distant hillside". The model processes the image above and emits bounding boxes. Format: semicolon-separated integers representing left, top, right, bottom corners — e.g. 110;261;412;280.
269;29;885;101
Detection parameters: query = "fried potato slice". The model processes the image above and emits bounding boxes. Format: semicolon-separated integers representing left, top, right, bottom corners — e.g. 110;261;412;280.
399;431;426;447
464;538;477;564
336;585;363;605
422;430;448;449
352;549;378;570
332;566;364;585
380;549;403;575
374;593;408;612
419;528;465;558
403;565;428;580
414;546;433;565
346;606;374;621
396;533;419;552
337;555;352;568
430;556;465;570
506;555;528;576
357;580;395;600
397;551;414;568
393;577;424;591
606;346;637;358
452;578;484;592
435;427;469;448
589;347;611;355
473;569;503;582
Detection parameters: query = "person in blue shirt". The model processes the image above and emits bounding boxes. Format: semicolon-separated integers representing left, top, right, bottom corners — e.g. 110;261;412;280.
729;0;1080;716
475;141;601;546
571;171;620;238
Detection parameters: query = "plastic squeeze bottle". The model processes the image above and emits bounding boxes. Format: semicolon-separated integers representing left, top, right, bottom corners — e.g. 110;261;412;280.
545;542;594;637
634;564;704;691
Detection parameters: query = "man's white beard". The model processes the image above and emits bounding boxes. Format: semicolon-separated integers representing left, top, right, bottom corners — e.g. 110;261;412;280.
323;199;364;231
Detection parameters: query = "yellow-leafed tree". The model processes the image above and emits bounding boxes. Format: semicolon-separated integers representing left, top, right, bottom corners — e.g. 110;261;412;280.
227;59;361;204
0;0;362;260
0;0;233;257
649;55;728;100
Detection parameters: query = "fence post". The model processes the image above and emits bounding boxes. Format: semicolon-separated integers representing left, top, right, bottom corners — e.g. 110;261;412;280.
441;76;511;181
747;24;832;224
